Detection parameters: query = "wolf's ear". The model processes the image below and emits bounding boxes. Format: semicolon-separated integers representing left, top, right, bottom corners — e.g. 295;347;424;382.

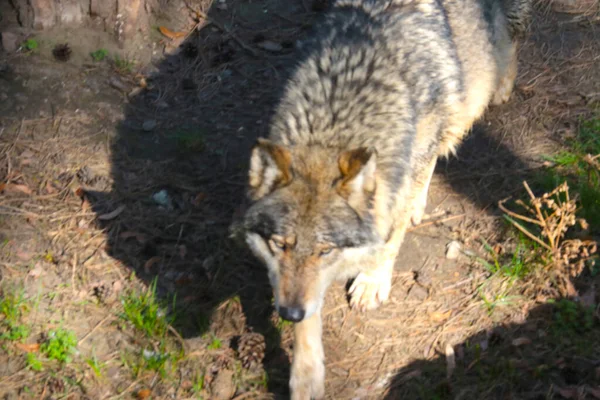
248;138;293;200
337;147;377;198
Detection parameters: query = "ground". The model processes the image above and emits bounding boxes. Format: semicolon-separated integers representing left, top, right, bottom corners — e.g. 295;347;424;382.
0;1;599;399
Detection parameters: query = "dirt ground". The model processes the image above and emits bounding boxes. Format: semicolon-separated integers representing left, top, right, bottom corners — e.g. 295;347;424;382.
1;0;599;399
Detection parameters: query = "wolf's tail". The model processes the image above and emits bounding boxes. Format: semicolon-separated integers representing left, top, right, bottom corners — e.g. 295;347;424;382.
503;0;532;39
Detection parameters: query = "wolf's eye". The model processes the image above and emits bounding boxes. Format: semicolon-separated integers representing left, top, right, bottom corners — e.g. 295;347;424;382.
319;247;333;257
269;236;286;251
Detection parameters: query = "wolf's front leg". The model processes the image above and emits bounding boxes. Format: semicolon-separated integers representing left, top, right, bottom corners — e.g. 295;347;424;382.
290;310;325;400
349;219;409;311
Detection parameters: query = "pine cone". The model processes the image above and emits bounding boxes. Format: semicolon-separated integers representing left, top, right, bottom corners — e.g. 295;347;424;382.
93;283;112;303
48;376;65;394
237;332;266;369
53;43;72;62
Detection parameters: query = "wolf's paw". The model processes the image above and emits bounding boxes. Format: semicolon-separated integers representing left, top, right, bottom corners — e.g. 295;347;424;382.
411;206;425;226
290;355;325;400
348;270;392;311
492;77;514;105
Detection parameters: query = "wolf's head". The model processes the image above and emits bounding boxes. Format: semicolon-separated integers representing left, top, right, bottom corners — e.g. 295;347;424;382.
241;139;382;322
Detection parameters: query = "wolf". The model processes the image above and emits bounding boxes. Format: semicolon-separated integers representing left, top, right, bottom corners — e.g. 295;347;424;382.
235;0;531;398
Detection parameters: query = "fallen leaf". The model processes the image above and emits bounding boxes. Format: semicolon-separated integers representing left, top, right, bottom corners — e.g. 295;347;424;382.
15;343;40;353
98;205;126;221
119;231;148;244
16;249;33;261
589;387;600;399
0;183;5;192
192;192;206;207
45;181;58;194
178;245;187;259
158;26;186;39
396;369;421;385
136;388;152;400
579;286;596;308
28;263;44;278
511;337;532;347
445;343;456;379
555;386;578;399
4;183;32;195
144;256;162;274
75;187;86;198
112;280;124;295
175;275;193;286
256;40;283;52
429;310;452;323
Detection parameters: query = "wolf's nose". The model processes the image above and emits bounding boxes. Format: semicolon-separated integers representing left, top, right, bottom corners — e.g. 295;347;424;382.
279;306;305;322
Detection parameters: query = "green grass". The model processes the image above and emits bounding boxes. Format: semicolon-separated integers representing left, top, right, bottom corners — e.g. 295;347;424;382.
193;371;205;392
41;328;78;364
120;279;174;339
538;115;600;231
86;351;105;377
113;55;135;73
172;130;206;152
90;48;108;62
22;38;38;51
549;298;596;335
0;288;31;342
26;352;43;371
478;241;530;281
207;336;222;350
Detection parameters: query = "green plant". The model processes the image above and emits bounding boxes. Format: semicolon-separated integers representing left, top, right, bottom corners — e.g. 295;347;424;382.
539;115;600;231
22;38;38;51
477;240;530;282
86;351;105;377
26;352;43;371
120;279;173;339
192;372;205;397
207;336;222;350
90;48;108;62
173;130;206;152
142;348;170;377
550;298;596;334
275;316;293;331
41;328;78;363
113;55;135;73
0;289;30;341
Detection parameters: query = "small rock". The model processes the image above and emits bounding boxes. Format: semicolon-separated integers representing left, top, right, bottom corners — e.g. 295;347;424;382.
210;369;235;400
152;189;173;209
445;240;461;259
142;119;157;131
406;284;428;301
128;86;143;99
256;40;283;52
1;32;19;53
511;337;532;347
108;76;129;92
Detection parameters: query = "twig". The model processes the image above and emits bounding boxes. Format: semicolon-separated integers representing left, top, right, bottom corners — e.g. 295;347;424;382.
498;198;543;226
71;253;78;295
79;315;111;345
407;213;466;232
503;214;552;251
523;181;555;250
187;7;260;57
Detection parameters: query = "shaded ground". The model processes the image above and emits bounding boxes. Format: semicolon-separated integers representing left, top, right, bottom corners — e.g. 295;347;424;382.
0;0;599;399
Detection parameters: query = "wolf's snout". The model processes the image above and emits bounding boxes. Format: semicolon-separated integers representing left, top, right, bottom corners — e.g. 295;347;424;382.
279;306;306;322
